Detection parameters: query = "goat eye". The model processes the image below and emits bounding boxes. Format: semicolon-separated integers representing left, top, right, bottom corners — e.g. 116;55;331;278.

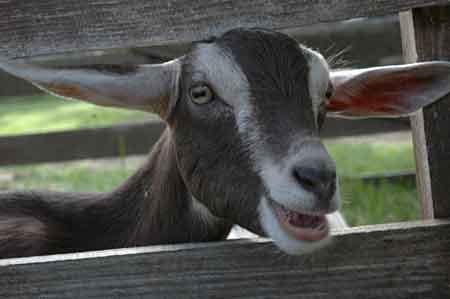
189;84;213;105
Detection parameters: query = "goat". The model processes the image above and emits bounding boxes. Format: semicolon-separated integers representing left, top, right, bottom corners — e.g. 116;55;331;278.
1;28;449;258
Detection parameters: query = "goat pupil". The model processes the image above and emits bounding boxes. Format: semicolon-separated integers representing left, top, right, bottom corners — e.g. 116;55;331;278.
193;89;206;98
189;85;212;104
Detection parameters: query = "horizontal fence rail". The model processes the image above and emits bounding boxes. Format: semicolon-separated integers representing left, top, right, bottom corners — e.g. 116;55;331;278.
358;170;416;185
0;121;164;166
0;0;449;58
0;118;409;166
0;15;403;97
0;220;449;298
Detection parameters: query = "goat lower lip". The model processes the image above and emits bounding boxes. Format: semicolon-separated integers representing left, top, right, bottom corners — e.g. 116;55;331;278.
268;199;329;242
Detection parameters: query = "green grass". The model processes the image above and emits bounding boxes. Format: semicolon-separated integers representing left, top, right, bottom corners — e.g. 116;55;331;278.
326;141;414;176
339;180;419;226
326;140;419;226
0;95;421;227
0;95;151;136
0;161;136;193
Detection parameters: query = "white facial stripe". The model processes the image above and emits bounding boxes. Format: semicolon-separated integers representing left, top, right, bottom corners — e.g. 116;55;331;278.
193;43;250;109
300;46;331;123
193;40;343;255
196;41;340;214
193;42;261;175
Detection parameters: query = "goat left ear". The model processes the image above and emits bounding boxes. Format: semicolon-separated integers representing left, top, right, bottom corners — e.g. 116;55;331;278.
327;61;450;118
0;58;181;119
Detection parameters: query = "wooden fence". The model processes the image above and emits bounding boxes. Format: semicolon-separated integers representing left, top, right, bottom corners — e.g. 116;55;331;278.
0;14;402;97
1;0;450;298
1;220;449;298
0;15;410;166
0;14;410;166
0;118;409;166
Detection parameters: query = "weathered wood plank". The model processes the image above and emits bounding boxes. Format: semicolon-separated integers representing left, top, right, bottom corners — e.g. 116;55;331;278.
1;14;404;97
0;220;449;298
0;121;165;166
400;7;450;219
1;0;450;58
0;118;409;166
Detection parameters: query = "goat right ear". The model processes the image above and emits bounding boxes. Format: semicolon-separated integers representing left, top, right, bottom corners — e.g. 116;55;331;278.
0;58;181;120
327;61;450;118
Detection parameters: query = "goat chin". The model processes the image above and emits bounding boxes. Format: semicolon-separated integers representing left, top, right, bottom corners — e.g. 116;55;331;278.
227;203;348;255
257;197;348;255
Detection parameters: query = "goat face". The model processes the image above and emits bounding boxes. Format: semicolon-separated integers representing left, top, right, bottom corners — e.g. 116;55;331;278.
2;27;450;255
172;29;338;254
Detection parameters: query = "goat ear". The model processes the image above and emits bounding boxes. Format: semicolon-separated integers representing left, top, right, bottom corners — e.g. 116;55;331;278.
0;59;181;119
327;61;450;118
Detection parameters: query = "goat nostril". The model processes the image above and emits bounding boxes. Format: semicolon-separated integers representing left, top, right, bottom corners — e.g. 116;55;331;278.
292;168;317;193
292;167;336;200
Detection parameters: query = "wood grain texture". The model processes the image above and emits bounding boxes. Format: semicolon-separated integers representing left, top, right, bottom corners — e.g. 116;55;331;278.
1;0;450;58
0;118;409;166
1;14;404;97
0;220;449;298
399;7;450;219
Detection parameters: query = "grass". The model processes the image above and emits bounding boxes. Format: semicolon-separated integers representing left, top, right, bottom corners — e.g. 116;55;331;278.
340;180;419;226
326;141;414;176
0;95;150;136
0;95;421;227
0;161;135;193
325;140;419;225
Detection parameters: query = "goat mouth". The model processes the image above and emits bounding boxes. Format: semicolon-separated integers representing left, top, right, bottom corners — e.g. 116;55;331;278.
268;199;329;242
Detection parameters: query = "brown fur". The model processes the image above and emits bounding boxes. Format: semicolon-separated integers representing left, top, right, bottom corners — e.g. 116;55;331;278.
0;130;232;258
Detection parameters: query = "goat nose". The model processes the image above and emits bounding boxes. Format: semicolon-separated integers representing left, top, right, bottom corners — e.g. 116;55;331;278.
292;166;336;200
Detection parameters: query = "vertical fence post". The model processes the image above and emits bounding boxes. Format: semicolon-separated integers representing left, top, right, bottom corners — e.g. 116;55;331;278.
400;6;450;219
